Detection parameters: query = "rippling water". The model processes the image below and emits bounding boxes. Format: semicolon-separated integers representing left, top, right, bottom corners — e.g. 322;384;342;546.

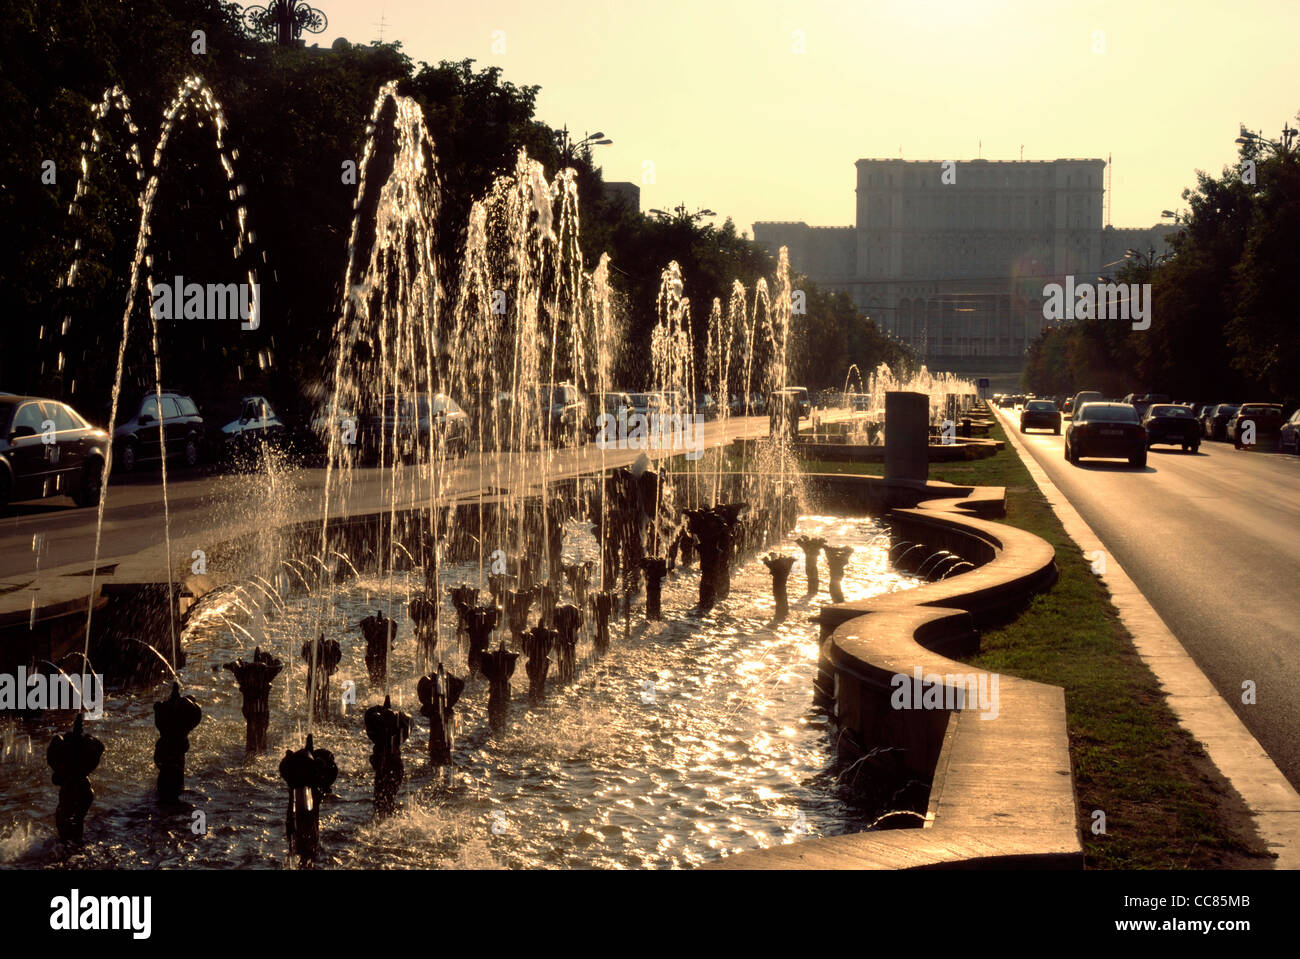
1;514;918;869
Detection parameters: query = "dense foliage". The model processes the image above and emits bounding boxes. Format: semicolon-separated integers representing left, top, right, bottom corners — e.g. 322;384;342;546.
0;0;909;428
1022;132;1299;410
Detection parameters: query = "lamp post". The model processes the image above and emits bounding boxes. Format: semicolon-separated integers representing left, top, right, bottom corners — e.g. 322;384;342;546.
242;1;329;46
555;126;613;165
1234;123;1298;156
648;204;716;225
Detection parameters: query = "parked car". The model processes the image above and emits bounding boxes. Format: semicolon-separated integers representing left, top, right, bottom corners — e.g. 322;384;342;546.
1279;408;1300;455
1141;404;1200;452
1064;402;1147;467
114;390;206;472
1229;403;1284;449
629;391;664;420
587;391;633;440
693;392;719;419
1202;404;1238;441
356;392;471;461
1020;400;1062;434
0;394;109;510
221;395;289;462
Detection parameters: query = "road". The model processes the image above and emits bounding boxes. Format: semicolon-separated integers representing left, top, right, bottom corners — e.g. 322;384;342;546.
994;404;1300;787
0;416;772;585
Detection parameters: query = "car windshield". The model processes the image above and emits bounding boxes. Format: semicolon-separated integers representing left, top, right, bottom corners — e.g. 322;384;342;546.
1026;401;1055;411
1149;406;1191;417
1080;405;1138;424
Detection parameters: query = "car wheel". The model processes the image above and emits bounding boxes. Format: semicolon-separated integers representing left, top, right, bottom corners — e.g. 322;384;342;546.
1053;426;1060;435
1191;443;1200;454
1130;452;1146;468
184;437;199;467
75;458;104;508
118;441;137;473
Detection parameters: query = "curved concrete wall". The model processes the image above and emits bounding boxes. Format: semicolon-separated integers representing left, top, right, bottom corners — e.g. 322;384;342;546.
709;475;1080;869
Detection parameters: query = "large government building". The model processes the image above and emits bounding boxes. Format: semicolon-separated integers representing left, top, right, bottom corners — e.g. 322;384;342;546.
753;158;1173;372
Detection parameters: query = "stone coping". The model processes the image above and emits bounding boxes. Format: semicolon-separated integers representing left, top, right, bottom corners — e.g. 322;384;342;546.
708;477;1078;870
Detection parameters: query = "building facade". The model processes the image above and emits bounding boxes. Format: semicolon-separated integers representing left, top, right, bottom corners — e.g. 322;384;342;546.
754;159;1172;372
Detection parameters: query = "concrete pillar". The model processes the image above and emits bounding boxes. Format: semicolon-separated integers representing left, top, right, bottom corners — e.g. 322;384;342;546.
885;391;929;482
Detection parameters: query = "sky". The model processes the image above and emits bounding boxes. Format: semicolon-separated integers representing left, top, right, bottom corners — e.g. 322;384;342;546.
312;0;1300;235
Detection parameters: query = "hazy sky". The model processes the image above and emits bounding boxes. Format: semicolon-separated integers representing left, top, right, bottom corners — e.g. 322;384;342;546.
315;0;1300;235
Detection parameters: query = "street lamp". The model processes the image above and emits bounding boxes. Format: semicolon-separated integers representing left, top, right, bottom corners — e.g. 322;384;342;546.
555;126;613;165
1160;209;1186;223
242;1;328;46
648;204;716;224
1234;123;1298;154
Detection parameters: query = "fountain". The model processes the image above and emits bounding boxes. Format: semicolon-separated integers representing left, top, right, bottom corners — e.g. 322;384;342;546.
279;735;338;866
364;696;411;816
762;554;796;622
46;714;104;842
523;625;556;704
223;647;282;753
416;665;465;765
358;610;397;687
301;635;341;724
152;683;202;804
479;643;519;733
823;546;854;604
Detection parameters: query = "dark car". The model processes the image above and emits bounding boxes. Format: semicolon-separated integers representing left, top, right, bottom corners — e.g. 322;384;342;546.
0;394;109;509
1229;403;1284;449
1202;404;1238;441
113;390;205;472
1020;400;1061;434
693;392;719;420
498;383;585;449
356;392;471;462
1279;408;1300;455
587;391;633;439
221;394;290;462
768;386;811;424
1069;390;1105;420
1064;402;1147;467
1121;393;1171;420
1142;404;1200;452
1061;397;1074;417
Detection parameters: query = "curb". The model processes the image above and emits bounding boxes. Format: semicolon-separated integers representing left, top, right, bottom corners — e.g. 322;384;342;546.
994;405;1300;868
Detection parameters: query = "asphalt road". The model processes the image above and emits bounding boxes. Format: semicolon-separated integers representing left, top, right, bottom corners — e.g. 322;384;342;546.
996;405;1300;788
0;416;773;585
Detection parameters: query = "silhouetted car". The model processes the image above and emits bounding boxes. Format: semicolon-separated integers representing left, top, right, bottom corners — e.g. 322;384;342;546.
221;395;289;461
356;392;471;462
1201;404;1238;441
1064;402;1146;467
1020;400;1061;434
1061;398;1074;417
694;392;719;419
587;391;633;440
769;386;811;421
1069;391;1105;420
1280;409;1300;455
500;383;585;448
1229;403;1283;449
1142;404;1200;452
113;390;205;472
1121;393;1170;420
0;395;109;510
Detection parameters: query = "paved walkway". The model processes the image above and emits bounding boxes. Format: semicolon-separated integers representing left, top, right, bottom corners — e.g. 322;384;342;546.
995;406;1300;867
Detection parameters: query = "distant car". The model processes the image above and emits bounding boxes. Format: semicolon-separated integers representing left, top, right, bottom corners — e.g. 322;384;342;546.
629;392;664;420
1142;404;1200;452
1069;391;1105;420
1202;404;1238;441
113;390;205;472
1020;400;1062;434
1064;402;1147;467
0;394;109;510
1122;393;1171;420
997;395;1014;408
1061;398;1074;417
1279;409;1300;455
356;392;471;461
1229;403;1284;449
